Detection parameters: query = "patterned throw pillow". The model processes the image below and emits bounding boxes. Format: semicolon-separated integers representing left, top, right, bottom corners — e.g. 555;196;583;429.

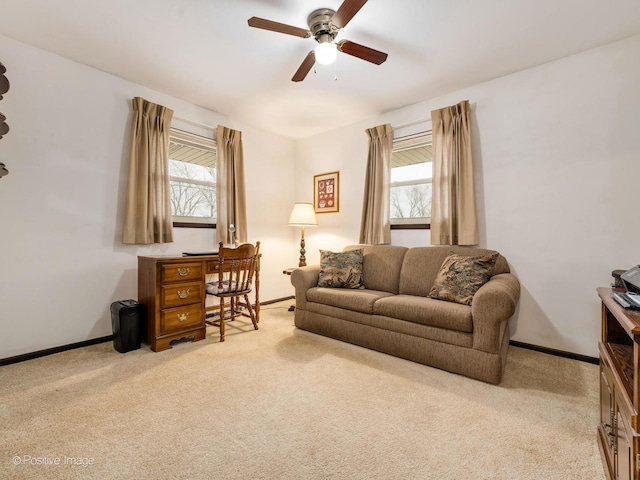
318;249;365;289
428;253;498;305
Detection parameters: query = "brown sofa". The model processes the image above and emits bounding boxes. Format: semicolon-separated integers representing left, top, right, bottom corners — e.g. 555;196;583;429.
290;245;520;384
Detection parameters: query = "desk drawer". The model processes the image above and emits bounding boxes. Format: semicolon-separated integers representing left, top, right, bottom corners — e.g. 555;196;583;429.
161;262;202;283
160;304;202;333
206;261;220;274
161;281;202;308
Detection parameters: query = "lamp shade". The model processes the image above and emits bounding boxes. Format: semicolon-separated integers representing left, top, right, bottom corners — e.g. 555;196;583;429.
288;202;318;227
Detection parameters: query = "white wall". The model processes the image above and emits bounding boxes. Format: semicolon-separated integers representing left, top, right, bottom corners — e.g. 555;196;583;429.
296;34;640;357
293;119;371;259
0;35;296;360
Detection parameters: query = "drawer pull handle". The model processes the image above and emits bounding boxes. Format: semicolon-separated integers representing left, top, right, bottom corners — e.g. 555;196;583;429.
177;289;190;299
177;267;190;276
177;313;189;322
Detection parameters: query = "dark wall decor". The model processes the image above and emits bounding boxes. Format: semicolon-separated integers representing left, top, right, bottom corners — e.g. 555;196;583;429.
0;61;9;178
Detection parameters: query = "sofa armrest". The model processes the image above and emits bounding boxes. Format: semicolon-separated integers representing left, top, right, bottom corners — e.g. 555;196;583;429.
291;265;321;310
471;273;521;353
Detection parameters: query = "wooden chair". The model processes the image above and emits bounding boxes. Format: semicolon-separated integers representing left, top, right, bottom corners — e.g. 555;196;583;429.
205;241;260;342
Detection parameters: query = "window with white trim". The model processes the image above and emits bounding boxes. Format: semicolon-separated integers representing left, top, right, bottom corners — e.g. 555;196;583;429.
390;131;432;226
168;129;216;226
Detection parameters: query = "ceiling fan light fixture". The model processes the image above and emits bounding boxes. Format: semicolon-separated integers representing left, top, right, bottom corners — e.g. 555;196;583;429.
315;41;337;65
248;1;388;82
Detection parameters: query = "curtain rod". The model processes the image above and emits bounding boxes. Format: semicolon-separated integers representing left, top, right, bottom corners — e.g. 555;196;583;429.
391;117;430;130
172;115;217;130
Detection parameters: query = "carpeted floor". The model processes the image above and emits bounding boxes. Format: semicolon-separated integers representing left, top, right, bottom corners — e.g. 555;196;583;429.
0;302;605;479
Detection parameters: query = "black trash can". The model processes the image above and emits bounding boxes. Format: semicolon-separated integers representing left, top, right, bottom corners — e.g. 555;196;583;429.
110;300;143;353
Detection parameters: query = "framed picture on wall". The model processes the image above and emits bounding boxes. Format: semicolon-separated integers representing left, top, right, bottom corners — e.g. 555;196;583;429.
314;171;339;214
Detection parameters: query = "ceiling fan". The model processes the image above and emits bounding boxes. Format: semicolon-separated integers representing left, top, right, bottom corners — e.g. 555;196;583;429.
247;0;388;82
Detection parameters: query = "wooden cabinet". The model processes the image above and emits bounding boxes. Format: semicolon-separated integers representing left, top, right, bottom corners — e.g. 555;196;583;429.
598;287;640;480
138;255;212;352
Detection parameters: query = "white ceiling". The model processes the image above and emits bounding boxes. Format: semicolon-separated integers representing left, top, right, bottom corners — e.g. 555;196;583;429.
1;0;640;139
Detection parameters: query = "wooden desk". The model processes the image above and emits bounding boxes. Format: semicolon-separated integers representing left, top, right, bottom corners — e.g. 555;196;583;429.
138;254;211;351
139;253;261;351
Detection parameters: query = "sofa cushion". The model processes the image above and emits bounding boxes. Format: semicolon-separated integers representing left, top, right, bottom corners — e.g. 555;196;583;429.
428;252;498;305
373;294;473;333
344;245;408;294
306;287;393;314
305;302;473;348
318;249;364;289
399;246;508;297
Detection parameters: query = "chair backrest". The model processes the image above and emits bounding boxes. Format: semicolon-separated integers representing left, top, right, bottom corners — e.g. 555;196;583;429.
216;241;260;295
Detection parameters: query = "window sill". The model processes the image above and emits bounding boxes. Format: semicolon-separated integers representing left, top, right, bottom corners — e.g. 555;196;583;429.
390;223;430;230
173;222;216;229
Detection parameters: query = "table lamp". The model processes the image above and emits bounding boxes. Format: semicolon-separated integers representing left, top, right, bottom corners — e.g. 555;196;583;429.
288;202;318;267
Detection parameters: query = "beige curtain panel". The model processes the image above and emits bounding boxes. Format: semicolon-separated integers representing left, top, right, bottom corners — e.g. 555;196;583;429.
216;125;248;245
430;100;479;246
359;124;392;245
122;97;174;244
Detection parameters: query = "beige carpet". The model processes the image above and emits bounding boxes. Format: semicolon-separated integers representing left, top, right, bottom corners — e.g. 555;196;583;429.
0;302;604;480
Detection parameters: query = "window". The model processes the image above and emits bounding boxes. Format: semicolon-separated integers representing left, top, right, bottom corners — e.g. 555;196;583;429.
390;131;432;227
168;129;216;227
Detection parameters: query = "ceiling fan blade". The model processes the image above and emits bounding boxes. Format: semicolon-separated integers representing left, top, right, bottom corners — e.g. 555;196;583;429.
292;51;316;82
337;40;388;65
332;0;368;29
248;17;311;38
